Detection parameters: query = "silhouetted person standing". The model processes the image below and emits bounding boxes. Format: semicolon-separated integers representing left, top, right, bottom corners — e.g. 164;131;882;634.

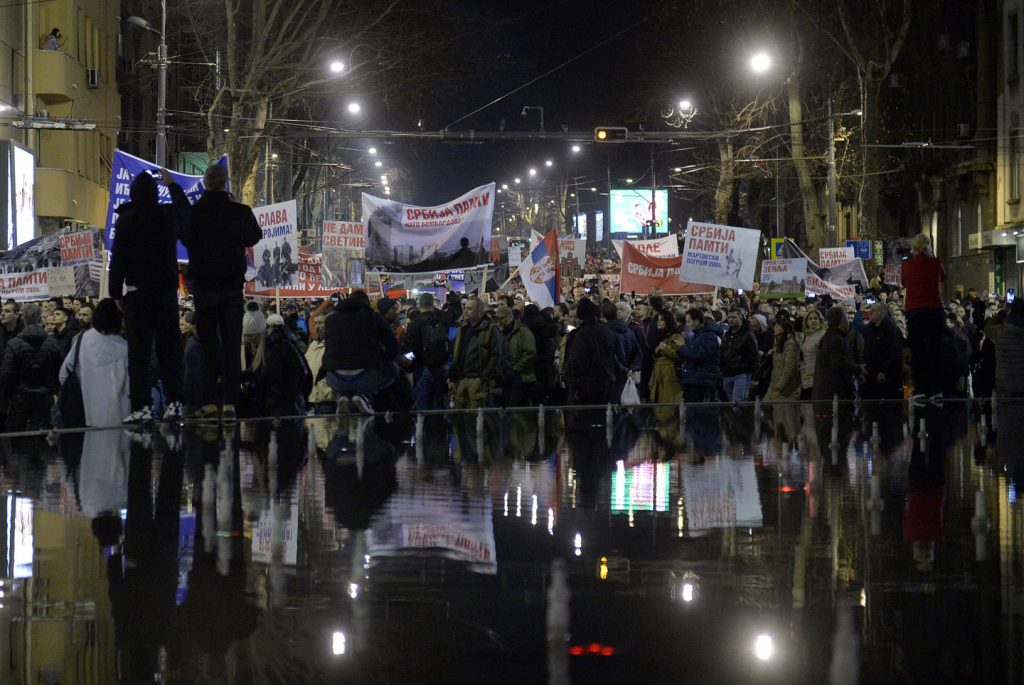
901;233;947;397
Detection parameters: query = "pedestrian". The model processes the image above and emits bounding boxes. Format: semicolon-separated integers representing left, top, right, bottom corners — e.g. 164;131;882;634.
720;307;759;403
521;304;558;404
495;304;538;407
50;307;76;358
563;298;619;405
58;299;129;428
679;308;723;403
180;164;262;420
764;317;801;402
304;314;336;414
901;233;948;397
239;303;268;417
861;302;904;400
401;292;451;410
261;314;312;417
0;303;64;431
938;313;971;397
322;290;400;414
648;310;683;405
448;297;502;409
76;302;94;331
800;308;826;400
602;301;636;400
109;169;190;422
996;298;1024;398
1;300;23;350
812;306;865;403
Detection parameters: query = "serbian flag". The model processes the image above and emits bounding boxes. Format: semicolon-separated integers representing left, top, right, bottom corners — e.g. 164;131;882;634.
519;228;560;308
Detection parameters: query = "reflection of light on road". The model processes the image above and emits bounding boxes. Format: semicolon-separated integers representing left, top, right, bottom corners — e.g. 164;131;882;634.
599;556;608;580
503;491;508;517
531;494;538;526
574;533;582;556
547;507;555;535
516;485;522;518
754;634;774;661
348;582;359;599
332;631;347;656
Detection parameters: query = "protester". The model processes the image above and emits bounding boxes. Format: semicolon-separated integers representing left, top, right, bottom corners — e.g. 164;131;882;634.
76;302;94;331
109;169;190;422
0;303;64;431
260;314;312;417
521;304;558;404
602;301;636;400
180;164;262;420
648;310;683;405
764;317;801;402
59;299;129;428
495;304;538;407
401;293;451;410
813;306;865;403
563;298;619;405
679;308;723;403
304;314;336;414
322;290;400;414
50;307;76;358
180;311;203;412
239;304;269;417
996;298;1024;398
720;307;758;403
901;233;947;397
448;297;502;409
861;302;905;400
1;301;23;350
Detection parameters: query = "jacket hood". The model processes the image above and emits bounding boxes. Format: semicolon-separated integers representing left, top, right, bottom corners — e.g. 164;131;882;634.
17;323;48;346
129;171;159;205
79;329;128;367
335;299;372;314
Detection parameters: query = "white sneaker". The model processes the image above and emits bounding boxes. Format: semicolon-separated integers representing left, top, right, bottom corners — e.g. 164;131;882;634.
351;395;373;415
163;401;183;422
122;406;154;424
336;396;351;414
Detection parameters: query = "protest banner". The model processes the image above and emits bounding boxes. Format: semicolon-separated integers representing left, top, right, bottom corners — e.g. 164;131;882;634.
58;230;100;266
247;200;299;295
363;183;495;271
620;242;714;296
775;239;867;301
679;220;760;290
611;235;679;259
806;272;857;301
103;149;229;262
0;228;102;301
321;220;365;289
531;230;587;266
819;246;856;269
45;267;77;297
884;262;903;286
759;258;807;299
519;229;560;308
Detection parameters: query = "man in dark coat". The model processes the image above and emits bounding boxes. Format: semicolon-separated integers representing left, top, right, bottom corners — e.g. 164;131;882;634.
322;290;400;413
109;169;191;422
0;303;64;430
563;298;619;405
680;308;724;403
813;306;865;403
720;308;759;402
180;164;263;419
862;302;904;400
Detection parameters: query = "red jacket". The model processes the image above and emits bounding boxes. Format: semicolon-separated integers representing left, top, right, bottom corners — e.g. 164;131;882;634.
901;253;946;310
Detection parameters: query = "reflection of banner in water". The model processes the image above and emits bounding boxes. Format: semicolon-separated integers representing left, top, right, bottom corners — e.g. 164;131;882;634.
611;461;670;513
251;502;299;565
681;458;762;532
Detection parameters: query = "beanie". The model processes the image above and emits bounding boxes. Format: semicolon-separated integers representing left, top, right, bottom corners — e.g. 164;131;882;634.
266;313;285;327
751;313;768;331
242;301;267;335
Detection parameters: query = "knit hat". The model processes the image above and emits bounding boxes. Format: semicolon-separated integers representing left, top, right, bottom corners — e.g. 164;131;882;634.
751;313;768;331
242;302;267;335
266;313;285;327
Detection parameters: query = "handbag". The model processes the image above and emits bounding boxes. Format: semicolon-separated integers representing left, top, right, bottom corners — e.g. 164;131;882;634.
55;333;87;429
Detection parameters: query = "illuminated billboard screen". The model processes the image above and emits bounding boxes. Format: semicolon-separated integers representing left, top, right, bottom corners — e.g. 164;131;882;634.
594;210;604;242
609;188;668;236
10;142;36;248
574;212;587;240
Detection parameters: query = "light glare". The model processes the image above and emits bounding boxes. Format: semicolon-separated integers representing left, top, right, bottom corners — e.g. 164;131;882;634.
329;60;345;74
750;52;772;73
332;631;347;655
347;102;361;114
754;634;774;661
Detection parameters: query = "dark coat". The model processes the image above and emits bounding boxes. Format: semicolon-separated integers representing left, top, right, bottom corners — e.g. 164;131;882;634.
720;322;759;377
680;322;723;389
322;299;399;375
812;328;862;401
0;320;24;352
109;175;190;298
181;190;263;291
996;318;1024;396
862;317;904;399
0;324;65;402
606;318;636;375
563;320;619;404
263;326;312;416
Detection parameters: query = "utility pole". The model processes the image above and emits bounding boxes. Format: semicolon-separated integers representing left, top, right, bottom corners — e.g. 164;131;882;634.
827;97;838;248
156;0;167;167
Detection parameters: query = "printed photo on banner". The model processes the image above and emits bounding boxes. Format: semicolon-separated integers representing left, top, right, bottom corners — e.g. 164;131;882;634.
775;238;868;300
248;200;299;292
103;149;229;262
611;235;679;259
619;241;713;296
321;220;365;289
759;258;807;299
0;228;102;301
679;221;760;290
363;183;495;272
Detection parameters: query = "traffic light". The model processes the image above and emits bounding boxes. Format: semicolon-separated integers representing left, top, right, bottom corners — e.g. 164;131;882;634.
594;126;628;143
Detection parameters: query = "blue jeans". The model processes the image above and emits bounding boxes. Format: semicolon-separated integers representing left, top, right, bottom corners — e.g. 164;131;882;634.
414;365;448;410
723;373;751;403
326;368;394;402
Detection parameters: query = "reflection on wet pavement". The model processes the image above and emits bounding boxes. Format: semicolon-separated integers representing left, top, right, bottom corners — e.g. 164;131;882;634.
0;399;1022;683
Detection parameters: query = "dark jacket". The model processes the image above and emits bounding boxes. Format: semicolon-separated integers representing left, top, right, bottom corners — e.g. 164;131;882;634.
449;317;502;382
263;326;312;416
402;309;447;369
939;328;971;396
563;320;619;403
720;322;759;377
322;299;399;375
862;317;904;399
996;318;1024;397
521;310;558;388
0;320;24;351
606;318;637;374
109;174;190;298
0;323;65;403
680;322;724;388
51;325;76;360
812;328;862;401
181;190;262;291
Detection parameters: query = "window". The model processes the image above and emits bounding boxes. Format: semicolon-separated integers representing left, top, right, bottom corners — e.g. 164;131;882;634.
1011;11;1020;79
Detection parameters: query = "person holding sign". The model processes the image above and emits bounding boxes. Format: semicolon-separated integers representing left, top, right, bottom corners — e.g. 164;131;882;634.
901;234;947;398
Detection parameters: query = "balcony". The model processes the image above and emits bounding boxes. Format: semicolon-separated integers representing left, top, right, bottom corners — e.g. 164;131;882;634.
35;168;107;226
33;49;82;104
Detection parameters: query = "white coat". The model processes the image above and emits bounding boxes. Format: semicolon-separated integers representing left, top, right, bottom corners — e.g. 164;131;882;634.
60;329;130;427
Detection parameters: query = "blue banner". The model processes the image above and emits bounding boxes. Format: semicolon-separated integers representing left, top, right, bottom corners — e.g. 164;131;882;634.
103;149;229;262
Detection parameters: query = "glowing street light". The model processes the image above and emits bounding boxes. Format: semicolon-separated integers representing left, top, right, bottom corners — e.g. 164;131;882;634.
374;160;382;167
332;631;347;656
529;168;537;176
753;634;774;661
368;146;377;155
329;60;345;74
678;99;693;111
750;52;772;74
514;177;521;184
501;183;508;190
571;144;581;153
347;102;361;114
545;159;553;167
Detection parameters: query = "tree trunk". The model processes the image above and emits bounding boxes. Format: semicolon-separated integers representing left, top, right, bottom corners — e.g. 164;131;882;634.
787;76;823;250
715;140;735;224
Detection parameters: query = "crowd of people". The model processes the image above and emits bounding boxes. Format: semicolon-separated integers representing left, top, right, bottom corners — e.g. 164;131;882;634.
0;162;1020;434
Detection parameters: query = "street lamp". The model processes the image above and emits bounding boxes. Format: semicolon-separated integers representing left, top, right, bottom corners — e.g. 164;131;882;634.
750;51;772;74
571;145;581;153
329;60;345;74
347;102;361;114
128;4;167;167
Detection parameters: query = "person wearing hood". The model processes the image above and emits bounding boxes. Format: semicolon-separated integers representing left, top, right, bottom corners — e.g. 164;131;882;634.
720;307;759;403
322;290;400;414
109;168;191;423
861;302;905;400
563;298;620;405
0;303;65;430
59;299;129;428
679;308;723;403
495;304;537;407
261;314;312;417
180;165;262;420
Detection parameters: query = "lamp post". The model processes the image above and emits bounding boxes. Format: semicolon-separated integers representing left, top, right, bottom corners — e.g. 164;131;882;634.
128;2;168;167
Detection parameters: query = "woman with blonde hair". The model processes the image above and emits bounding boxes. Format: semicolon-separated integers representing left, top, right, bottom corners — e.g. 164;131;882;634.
901;233;947;396
799;308;826;400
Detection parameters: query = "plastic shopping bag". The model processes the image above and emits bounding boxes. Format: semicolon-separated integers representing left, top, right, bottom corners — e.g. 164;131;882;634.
621;378;640;406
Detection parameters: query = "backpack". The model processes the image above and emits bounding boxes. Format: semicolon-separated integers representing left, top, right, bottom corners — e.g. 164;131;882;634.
421;317;451;367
